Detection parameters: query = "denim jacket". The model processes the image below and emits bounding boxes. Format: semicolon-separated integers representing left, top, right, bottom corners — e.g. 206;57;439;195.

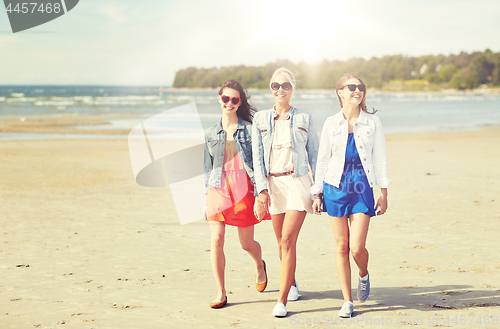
311;109;391;195
252;107;319;195
204;117;255;195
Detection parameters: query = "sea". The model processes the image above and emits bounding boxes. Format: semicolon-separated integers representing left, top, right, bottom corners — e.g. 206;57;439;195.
1;85;499;140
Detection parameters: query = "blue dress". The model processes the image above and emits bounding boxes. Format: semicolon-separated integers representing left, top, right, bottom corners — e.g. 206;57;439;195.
323;133;376;217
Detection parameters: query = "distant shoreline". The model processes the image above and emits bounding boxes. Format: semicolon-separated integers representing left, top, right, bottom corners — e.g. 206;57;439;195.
168;87;500;95
1;85;499;95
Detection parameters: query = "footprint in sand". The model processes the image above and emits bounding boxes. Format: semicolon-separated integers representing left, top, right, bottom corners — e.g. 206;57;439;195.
409;244;436;249
454;267;492;274
407;266;435;273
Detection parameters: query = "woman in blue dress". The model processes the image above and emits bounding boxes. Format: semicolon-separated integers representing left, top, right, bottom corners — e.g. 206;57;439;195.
311;74;391;318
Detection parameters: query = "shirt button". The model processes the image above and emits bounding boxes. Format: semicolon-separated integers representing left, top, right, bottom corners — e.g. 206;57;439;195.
359;145;363;149
363;158;366;161
367;170;370;173
366;131;369;134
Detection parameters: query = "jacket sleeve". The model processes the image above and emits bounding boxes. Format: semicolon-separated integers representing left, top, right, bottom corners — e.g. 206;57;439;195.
306;113;319;179
310;117;332;195
372;116;391;188
245;122;258;197
252;113;268;195
203;135;213;195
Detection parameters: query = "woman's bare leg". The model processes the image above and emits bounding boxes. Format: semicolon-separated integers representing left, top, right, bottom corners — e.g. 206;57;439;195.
209;221;226;302
349;213;371;277
273;210;306;305
330;215;352;302
238;225;266;283
271;213;286;260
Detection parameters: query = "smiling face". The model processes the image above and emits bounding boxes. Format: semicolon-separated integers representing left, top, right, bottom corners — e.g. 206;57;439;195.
218;88;241;116
337;78;365;108
271;73;292;107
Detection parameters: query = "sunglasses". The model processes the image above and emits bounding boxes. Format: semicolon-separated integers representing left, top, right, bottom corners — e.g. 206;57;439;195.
271;82;292;91
221;95;241;105
343;84;366;92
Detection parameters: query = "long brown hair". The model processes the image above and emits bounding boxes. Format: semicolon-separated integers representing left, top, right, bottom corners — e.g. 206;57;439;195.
218;79;257;123
335;74;377;114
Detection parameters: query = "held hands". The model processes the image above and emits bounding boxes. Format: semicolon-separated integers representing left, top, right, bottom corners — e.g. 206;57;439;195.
312;198;322;215
253;200;265;221
254;190;270;220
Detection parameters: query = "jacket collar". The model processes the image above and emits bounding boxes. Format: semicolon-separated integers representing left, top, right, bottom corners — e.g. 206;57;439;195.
216;116;245;134
272;106;295;120
357;109;369;124
333;107;369;126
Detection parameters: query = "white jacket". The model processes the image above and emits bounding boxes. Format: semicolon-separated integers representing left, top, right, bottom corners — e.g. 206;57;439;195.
311;109;391;194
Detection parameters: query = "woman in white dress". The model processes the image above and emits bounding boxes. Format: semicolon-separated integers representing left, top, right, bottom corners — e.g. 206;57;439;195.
252;67;319;317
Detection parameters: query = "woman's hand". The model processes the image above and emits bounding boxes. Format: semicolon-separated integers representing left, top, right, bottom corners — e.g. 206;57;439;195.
312;198;322;215
257;190;269;207
254;190;269;220
254;200;265;221
375;188;388;215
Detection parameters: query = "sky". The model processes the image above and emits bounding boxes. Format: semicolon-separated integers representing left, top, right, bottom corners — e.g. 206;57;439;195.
1;0;499;86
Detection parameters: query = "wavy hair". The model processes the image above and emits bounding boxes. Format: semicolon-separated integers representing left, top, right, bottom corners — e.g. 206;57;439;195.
336;74;377;114
218;79;257;123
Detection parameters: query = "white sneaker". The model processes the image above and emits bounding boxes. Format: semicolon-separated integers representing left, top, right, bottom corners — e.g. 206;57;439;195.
272;302;287;317
338;301;354;318
287;280;299;301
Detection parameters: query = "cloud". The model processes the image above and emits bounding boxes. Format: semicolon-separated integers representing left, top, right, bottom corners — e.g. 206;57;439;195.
99;1;129;26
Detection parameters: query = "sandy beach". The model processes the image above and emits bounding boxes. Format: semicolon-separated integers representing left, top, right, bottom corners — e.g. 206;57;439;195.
1;124;499;328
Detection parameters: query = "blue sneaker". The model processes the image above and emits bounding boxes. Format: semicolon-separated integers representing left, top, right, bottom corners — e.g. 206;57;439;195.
338;301;353;318
357;273;370;302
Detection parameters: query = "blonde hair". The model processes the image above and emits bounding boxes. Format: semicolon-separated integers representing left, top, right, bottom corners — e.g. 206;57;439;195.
270;67;296;105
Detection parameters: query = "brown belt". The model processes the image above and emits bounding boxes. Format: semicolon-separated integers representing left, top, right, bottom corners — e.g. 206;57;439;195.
269;171;294;177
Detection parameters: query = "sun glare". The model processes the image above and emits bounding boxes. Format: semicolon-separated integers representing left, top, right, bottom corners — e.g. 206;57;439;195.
254;0;358;64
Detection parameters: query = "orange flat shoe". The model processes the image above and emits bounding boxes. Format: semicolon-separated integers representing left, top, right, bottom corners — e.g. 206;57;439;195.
210;296;227;308
256;260;267;292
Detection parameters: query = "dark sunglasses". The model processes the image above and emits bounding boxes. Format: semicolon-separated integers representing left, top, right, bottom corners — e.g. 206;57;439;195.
271;82;292;91
343;84;366;92
221;95;241;105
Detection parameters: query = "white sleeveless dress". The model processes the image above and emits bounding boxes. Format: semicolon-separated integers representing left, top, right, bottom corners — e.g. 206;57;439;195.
267;119;313;215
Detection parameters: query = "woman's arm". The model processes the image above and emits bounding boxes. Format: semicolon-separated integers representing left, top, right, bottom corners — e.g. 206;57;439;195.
372;116;391;189
252;113;270;214
310;117;332;196
203;136;213;195
305;113;320;178
203;136;213;219
372;116;390;215
252;113;268;195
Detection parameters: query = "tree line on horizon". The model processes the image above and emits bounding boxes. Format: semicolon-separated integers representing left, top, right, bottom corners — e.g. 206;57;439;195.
173;49;500;91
